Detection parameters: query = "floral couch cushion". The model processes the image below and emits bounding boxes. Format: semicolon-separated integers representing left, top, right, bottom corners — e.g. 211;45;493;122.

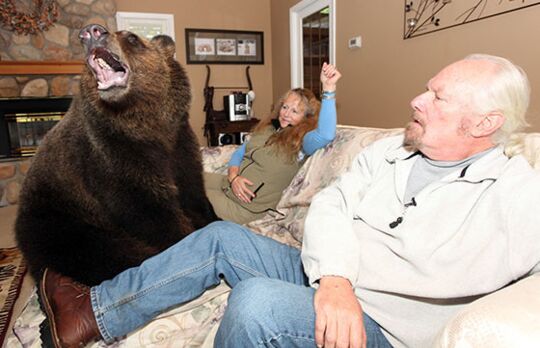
201;145;238;175
117;284;230;348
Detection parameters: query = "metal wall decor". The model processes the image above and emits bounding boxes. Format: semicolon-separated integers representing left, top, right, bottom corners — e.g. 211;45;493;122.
404;0;540;39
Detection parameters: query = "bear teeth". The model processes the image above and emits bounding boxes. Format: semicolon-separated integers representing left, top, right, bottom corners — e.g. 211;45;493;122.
96;57;112;70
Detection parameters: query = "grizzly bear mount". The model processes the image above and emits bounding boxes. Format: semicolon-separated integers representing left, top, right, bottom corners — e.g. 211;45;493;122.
15;24;219;286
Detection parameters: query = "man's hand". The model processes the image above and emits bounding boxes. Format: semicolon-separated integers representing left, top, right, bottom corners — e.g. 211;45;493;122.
314;276;366;348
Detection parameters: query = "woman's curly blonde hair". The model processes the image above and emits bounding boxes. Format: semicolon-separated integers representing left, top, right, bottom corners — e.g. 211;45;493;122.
252;88;321;162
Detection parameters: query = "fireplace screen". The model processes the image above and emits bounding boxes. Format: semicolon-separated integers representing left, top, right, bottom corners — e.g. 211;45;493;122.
6;112;63;156
0;97;72;159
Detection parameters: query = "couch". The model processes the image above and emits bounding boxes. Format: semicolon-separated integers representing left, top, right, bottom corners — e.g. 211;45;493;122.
9;126;540;347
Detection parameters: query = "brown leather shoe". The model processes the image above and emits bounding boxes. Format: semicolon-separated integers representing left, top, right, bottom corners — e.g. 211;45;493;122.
39;268;101;348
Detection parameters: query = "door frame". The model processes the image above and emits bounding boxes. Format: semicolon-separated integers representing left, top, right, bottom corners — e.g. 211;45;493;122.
289;0;336;88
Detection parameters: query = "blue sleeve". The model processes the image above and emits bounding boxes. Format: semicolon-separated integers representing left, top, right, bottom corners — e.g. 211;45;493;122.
228;142;246;167
302;98;337;156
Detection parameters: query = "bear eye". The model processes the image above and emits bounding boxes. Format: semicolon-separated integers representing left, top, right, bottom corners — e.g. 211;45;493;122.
127;34;140;46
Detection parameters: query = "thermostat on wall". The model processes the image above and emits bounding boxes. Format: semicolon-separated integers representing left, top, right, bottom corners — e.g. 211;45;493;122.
348;36;362;49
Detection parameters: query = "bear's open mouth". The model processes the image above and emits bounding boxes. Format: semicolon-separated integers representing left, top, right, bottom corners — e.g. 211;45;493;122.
88;47;129;90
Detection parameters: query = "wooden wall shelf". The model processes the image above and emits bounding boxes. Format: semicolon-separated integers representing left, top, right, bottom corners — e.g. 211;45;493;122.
0;61;84;75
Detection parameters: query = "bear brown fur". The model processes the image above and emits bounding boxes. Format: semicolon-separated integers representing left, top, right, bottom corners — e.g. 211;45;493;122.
15;24;218;286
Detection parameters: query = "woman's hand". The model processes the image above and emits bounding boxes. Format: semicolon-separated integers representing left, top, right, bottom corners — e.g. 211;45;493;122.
231;175;255;203
320;62;341;93
228;166;255;203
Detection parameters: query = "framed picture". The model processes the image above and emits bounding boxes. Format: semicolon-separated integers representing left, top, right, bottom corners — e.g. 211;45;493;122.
116;12;175;41
185;29;264;64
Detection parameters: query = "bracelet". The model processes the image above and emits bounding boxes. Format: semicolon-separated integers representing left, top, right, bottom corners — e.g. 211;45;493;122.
322;91;336;99
229;175;239;185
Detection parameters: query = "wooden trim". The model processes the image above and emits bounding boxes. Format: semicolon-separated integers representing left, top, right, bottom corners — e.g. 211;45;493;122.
0;61;84;75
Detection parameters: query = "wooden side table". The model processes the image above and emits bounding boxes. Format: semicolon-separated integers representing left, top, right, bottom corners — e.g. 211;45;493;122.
203;65;259;146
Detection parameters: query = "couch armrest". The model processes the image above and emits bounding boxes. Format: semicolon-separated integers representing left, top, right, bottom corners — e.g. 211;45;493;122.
434;274;540;347
201;145;238;175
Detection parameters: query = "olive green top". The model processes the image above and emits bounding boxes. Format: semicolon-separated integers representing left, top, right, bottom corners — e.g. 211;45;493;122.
221;125;303;216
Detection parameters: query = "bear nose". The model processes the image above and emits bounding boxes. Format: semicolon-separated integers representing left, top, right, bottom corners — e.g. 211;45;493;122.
79;24;109;52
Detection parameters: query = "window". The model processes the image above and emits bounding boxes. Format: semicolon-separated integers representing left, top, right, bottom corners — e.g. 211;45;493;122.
290;0;335;95
116;12;175;41
302;8;329;98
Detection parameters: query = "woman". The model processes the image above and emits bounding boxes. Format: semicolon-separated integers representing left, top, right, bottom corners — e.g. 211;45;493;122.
205;63;341;224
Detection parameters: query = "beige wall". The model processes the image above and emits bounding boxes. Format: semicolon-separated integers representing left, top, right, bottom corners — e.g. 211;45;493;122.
271;1;540;132
270;0;298;102
116;0;273;144
114;1;540;136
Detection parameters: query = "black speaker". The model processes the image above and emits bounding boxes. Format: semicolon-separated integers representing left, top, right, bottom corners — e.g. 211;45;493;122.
238;132;250;144
218;133;235;146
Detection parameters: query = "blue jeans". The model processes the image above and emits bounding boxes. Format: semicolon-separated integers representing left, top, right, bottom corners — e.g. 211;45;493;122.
90;221;392;347
218;278;393;347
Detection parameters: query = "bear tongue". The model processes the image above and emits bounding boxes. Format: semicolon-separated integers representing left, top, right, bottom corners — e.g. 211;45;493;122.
96;71;128;90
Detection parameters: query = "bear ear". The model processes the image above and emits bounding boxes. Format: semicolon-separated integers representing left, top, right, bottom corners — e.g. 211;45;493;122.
151;35;176;58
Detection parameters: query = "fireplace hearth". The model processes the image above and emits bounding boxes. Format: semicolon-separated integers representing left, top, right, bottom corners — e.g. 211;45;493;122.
0;97;72;160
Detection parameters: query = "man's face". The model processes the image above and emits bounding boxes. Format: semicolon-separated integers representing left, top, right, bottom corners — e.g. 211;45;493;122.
404;60;490;158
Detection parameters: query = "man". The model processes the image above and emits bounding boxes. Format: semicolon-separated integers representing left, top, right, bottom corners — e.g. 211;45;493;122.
41;54;540;348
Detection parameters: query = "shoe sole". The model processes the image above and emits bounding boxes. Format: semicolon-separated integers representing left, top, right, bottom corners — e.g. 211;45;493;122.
39;268;64;348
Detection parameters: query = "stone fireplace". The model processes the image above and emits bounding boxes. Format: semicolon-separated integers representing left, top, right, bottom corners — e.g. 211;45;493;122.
0;0;116;207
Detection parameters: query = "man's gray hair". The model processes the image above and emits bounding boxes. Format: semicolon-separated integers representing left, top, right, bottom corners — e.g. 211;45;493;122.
464;54;530;144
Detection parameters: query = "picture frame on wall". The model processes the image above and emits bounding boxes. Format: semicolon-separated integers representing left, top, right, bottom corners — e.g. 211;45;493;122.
185;29;264;64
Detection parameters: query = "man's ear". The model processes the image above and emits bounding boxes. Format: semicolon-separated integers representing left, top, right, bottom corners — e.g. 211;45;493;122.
471;112;505;137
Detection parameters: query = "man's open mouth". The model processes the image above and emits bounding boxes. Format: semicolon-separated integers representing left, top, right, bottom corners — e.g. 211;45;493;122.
88;47;129;90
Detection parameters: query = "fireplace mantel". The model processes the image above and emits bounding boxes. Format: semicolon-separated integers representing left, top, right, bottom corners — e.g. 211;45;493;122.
0;61;84;75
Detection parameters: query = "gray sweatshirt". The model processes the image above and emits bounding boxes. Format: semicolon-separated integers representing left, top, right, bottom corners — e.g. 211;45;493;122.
302;135;540;347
